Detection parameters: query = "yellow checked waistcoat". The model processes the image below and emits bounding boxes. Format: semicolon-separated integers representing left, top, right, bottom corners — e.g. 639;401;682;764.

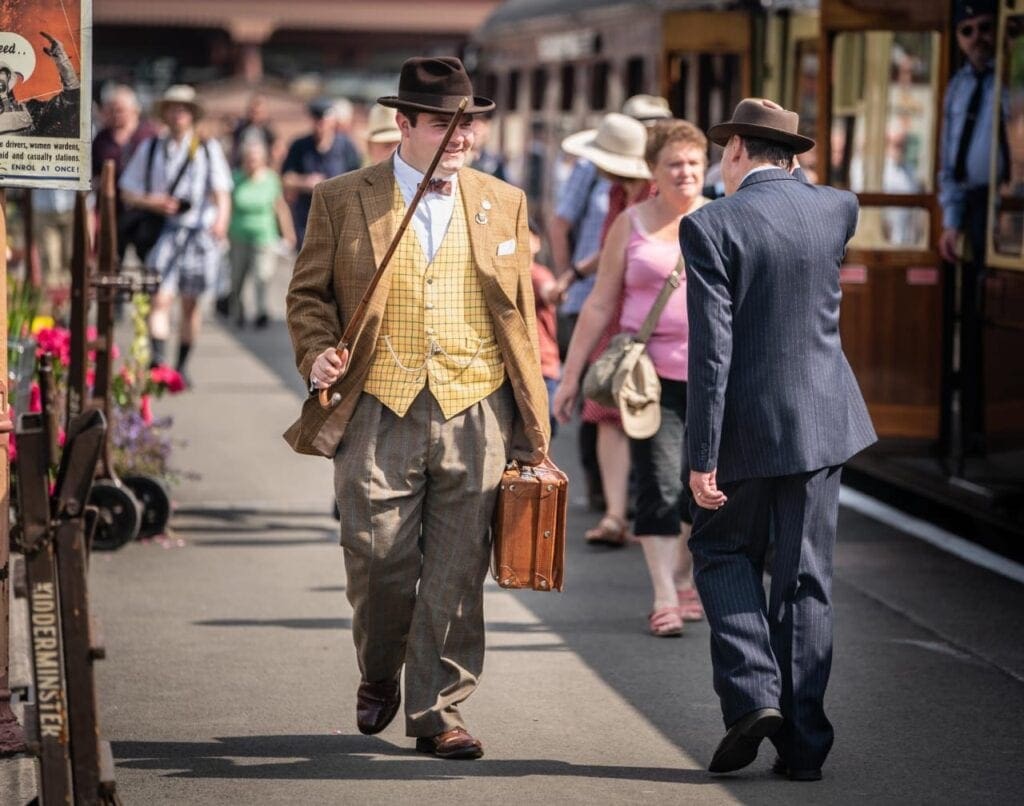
363;184;506;418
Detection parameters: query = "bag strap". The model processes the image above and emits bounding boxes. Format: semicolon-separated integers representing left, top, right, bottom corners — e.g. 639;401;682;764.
143;136;158;193
167;137;200;197
634;256;684;344
149;135;199;198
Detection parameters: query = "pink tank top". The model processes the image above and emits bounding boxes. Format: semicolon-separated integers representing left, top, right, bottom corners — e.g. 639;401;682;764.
619;206;690;381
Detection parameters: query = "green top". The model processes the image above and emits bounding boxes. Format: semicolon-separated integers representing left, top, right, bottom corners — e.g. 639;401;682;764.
229;169;282;245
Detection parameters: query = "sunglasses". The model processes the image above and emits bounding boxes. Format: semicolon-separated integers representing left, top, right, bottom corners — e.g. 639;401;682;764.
958;19;994;38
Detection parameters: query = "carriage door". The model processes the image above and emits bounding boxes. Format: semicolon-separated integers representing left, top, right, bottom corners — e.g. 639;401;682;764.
984;3;1024;454
821;1;948;439
662;11;750;136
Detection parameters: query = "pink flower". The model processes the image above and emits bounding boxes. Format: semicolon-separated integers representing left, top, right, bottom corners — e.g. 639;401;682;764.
150;366;186;394
140;394;153;425
7;404;16;463
29;382;41;413
35;327;71;367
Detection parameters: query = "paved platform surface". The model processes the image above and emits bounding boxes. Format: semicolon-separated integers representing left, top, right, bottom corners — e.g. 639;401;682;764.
5;274;1024;804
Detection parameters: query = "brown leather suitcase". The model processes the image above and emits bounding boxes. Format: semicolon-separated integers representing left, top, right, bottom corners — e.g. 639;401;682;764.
491;457;567;591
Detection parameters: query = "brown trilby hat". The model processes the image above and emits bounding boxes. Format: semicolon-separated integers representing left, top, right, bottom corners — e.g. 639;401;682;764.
377;57;495;115
708;98;814;153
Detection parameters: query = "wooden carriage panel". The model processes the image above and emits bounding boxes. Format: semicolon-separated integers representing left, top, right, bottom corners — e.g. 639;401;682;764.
822;0;948;32
985;269;1024;439
840;257;944;438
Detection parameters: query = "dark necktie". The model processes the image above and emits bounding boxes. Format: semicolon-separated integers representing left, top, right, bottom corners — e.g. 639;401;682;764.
426;178;452;196
954;68;991;183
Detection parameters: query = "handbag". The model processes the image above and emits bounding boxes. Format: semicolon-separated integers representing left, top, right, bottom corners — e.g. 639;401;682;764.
581;257;683;436
491;456;568;591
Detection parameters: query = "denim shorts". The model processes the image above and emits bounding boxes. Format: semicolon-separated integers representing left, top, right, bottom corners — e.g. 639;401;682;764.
629;378;691;535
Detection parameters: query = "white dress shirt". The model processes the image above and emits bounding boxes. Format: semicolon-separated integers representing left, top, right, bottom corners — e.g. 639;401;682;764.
739;164;781;187
392;149;457;262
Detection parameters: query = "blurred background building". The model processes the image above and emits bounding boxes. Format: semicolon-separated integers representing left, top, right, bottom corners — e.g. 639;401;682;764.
92;0;499;142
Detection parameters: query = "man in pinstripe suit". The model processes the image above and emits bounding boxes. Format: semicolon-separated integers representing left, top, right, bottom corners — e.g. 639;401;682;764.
680;99;876;780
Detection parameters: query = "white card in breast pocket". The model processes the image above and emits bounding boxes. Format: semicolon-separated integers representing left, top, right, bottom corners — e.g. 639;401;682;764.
496;238;516;256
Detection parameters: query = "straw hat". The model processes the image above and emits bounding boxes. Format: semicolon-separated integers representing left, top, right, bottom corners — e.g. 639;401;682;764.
157;84;202;119
366;103;401;144
708;98;814;153
622;94;671;122
561;113;651;179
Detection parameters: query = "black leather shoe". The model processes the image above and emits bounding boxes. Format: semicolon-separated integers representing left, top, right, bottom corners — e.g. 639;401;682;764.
415;727;484;759
771;756;823;781
356;679;401;735
709;707;783;773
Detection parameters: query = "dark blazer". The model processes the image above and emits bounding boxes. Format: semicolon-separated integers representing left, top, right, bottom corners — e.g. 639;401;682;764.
680;168;876;483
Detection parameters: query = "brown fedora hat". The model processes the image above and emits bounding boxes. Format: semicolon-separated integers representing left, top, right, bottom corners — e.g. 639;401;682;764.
377;57;495;115
708;98;814;154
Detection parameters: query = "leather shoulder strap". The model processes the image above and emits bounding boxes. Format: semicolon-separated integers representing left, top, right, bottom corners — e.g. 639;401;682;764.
634;256;683;344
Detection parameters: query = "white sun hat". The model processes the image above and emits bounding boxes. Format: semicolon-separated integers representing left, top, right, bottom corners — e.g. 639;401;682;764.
561;113;651;180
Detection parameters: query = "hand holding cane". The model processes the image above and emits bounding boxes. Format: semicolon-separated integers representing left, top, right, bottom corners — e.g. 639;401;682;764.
318;96;470;408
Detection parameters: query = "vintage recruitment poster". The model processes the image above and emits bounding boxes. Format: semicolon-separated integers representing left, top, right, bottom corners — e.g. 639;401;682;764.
0;0;91;190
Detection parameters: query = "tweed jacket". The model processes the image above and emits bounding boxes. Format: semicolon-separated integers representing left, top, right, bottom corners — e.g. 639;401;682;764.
284;158;550;462
680;168;876;483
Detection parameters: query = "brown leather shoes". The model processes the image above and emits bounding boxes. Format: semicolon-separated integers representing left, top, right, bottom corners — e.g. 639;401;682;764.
415;727;484;759
356;679;401;735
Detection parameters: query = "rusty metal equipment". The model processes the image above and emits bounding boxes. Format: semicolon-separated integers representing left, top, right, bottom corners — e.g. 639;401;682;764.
68;163;165;549
15;406;121;804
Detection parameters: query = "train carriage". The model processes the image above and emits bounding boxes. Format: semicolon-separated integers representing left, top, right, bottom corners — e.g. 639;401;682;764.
473;0;1024;546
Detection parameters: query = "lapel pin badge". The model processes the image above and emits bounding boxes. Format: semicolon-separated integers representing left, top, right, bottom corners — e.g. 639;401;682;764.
475;212;489;225
481;199;492;211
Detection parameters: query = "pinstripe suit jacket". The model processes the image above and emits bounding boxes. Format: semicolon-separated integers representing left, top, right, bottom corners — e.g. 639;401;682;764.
284;159;550;462
680;168;876;484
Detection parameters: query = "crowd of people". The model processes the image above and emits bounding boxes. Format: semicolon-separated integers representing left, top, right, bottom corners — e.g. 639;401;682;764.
57;83;396;384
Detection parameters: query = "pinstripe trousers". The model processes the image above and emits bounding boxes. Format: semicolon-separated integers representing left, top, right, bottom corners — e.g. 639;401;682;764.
333;385;514;737
689;465;842;771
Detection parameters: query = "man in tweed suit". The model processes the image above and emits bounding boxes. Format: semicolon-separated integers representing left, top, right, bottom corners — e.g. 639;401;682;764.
285;57;549;759
680;99;876;780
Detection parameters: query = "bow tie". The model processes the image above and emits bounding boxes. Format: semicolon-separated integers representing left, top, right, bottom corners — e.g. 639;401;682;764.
426;178;453;196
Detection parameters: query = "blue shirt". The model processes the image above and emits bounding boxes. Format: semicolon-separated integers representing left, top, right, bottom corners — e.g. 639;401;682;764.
282;132;361;244
939;61;1005;230
554;159;610;314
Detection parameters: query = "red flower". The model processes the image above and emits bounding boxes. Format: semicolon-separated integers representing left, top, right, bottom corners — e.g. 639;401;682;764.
7;403;16;463
140;394;154;425
29;382;42;413
150;366;186;394
35;327;71;367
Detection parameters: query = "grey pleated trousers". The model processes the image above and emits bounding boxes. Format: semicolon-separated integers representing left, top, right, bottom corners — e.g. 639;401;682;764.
689;465;842;771
333;385;513;737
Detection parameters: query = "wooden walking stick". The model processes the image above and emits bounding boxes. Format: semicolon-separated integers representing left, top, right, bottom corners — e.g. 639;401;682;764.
319;96;470;409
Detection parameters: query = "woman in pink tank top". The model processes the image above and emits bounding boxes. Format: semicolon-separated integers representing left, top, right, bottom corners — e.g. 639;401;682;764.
554;120;710;637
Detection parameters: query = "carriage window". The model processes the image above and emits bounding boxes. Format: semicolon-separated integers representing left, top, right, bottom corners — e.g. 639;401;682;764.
479;72;498;106
849;206;930;251
991;11;1024;266
590;61;609;110
560;64;575;112
531;67;547;112
830;31;939;197
507;70;521;111
626;56;645;97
